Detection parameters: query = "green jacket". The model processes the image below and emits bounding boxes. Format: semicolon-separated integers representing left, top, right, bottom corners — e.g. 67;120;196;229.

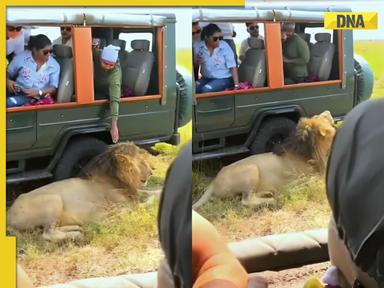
282;34;310;79
93;55;122;122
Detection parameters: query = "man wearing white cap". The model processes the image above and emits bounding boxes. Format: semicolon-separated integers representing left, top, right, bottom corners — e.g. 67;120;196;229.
93;44;122;143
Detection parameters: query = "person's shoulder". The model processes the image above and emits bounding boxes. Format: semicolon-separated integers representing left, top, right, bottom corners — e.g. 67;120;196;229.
194;40;204;49
48;56;60;69
110;63;122;78
219;40;231;50
13;50;31;62
115;63;122;74
294;34;306;44
240;38;248;45
52;37;61;45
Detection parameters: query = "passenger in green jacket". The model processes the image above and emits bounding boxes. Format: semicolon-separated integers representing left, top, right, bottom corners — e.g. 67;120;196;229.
281;23;310;84
94;44;122;143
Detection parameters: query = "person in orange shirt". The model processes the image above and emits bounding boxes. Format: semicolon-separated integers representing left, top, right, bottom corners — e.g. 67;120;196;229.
192;211;248;288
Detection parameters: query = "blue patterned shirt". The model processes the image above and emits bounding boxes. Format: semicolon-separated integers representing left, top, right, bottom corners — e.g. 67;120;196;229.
193;40;236;79
7;50;60;90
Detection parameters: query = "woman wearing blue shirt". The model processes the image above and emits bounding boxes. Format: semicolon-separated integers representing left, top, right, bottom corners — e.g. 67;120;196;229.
6;34;60;107
194;23;239;93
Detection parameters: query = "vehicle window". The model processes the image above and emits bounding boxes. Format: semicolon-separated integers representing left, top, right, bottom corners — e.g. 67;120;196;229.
6;25;75;109
30;26;61;42
92;29;158;98
194;21;267;94
118;32;153;52
281;22;340;85
305;27;334;44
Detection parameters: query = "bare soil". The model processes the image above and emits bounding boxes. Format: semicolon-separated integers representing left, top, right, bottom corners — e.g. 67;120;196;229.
256;262;330;288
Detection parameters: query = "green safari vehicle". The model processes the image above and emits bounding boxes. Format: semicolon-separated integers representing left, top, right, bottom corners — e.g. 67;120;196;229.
6;7;191;183
192;5;373;160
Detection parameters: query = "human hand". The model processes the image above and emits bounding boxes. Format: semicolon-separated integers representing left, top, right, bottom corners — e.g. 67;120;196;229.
7;79;16;94
283;57;292;63
110;121;119;143
195;56;203;65
22;88;39;97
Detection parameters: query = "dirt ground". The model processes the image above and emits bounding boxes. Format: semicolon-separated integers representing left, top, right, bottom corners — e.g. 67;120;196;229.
255;262;330;288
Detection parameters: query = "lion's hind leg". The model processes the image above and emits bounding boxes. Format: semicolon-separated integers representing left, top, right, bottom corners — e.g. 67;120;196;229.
241;189;276;209
7;193;63;231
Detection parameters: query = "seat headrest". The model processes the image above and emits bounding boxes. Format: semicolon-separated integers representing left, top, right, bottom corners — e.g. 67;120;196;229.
248;38;264;49
298;33;311;43
53;44;72;58
315;33;331;43
111;39;127;51
131;40;150;51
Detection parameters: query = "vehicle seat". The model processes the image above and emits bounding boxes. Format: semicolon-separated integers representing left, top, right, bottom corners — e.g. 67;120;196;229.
121;39;154;96
111;39;129;66
238;38;266;87
308;33;335;81
53;44;74;103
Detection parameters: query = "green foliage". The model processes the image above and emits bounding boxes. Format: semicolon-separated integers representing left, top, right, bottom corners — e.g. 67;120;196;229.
354;41;384;99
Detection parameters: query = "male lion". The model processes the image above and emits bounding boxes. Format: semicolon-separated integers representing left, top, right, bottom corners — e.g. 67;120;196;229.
7;142;152;242
193;111;336;209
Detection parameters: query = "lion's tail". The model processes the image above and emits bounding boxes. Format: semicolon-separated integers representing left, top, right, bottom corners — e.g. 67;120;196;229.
193;183;214;209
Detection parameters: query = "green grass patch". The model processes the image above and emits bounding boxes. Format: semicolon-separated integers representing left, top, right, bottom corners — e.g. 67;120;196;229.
193;162;330;241
84;202;158;250
354;41;384;99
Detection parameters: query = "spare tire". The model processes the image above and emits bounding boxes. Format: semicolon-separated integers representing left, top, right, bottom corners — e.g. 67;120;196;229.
250;117;296;154
176;69;192;127
53;137;107;181
354;55;374;104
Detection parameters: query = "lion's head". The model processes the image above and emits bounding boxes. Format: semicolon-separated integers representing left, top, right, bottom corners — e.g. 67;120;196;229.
278;111;337;173
82;142;152;195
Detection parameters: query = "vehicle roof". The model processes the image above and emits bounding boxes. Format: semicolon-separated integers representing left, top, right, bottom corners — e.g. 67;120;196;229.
192;5;352;22
7;7;175;27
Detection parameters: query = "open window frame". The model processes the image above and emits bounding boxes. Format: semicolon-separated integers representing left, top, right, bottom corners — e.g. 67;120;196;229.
6;24;166;113
194;20;344;100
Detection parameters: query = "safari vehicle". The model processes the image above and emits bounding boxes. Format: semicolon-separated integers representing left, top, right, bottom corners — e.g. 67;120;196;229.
192;5;373;160
6;8;191;184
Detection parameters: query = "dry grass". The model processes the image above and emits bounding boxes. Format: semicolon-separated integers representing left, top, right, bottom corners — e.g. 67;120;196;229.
17;201;163;286
193;162;330;243
15;144;184;286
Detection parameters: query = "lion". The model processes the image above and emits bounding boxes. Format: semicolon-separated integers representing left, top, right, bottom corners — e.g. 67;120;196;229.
7;142;153;242
193;111;337;209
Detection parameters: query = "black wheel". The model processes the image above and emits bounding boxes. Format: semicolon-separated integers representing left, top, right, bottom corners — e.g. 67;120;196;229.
176;71;191;127
250;117;296;154
53;137;108;181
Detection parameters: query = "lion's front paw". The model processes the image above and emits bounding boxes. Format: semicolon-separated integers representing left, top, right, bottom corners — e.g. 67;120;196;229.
242;196;276;209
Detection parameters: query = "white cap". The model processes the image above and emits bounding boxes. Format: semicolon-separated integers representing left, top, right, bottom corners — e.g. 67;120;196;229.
101;44;120;63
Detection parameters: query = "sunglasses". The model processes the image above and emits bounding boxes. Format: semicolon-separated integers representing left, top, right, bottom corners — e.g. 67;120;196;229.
212;36;223;42
42;49;53;55
7;26;22;32
192;29;201;35
60;27;72;32
248;25;259;31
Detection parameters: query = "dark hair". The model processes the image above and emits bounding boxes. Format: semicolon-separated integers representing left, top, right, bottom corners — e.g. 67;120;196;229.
27;34;51;51
200;23;221;41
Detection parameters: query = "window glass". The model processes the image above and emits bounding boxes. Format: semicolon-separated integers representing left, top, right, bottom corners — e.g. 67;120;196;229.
118;32;153;52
